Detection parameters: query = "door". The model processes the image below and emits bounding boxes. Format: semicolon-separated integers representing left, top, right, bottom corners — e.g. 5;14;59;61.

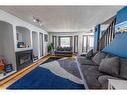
39;33;43;57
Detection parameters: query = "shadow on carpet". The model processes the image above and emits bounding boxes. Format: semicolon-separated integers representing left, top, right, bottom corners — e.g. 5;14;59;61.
43;57;81;79
58;58;81;79
7;67;84;89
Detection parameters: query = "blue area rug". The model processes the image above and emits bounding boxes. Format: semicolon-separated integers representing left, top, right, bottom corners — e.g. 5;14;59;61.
7;67;84;89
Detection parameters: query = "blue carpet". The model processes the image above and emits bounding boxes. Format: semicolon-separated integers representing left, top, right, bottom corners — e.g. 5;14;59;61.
7;67;84;89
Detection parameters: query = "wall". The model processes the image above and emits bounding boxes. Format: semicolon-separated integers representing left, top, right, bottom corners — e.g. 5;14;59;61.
49;32;94;54
0;9;49;57
102;6;127;58
93;24;100;52
0;25;2;54
103;33;127;58
16;27;31;47
0;21;16;70
0;9;49;72
116;6;127;24
16;31;22;42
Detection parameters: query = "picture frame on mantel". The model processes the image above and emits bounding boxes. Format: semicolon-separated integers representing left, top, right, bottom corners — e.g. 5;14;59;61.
44;34;48;42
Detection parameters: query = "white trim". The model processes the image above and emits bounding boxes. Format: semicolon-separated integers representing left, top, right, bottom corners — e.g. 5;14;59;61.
76;57;89;89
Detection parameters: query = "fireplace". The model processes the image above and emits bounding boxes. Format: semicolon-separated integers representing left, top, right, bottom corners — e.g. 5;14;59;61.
16;50;33;70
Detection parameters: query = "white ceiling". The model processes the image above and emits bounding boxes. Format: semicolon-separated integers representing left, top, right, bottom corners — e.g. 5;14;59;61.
0;6;123;32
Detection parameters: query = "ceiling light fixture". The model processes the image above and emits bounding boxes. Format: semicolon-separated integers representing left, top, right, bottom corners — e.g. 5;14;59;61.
33;16;42;26
90;29;93;32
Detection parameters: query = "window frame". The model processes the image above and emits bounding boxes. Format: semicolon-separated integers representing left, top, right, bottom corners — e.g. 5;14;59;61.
58;36;72;47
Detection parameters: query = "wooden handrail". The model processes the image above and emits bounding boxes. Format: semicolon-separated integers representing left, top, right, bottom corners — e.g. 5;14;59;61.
99;17;116;50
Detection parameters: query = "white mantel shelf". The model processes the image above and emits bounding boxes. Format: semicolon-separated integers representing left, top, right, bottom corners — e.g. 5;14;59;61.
15;48;33;52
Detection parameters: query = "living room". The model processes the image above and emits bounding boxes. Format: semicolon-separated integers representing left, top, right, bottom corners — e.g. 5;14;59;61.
0;1;127;95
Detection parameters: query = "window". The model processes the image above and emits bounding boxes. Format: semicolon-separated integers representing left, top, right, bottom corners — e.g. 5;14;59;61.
82;35;94;52
82;36;87;52
59;36;71;47
88;36;94;51
88;36;94;47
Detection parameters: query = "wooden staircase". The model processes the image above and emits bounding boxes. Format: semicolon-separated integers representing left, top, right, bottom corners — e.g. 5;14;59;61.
99;17;116;51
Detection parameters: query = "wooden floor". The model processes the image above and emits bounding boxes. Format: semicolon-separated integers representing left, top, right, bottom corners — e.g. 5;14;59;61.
0;55;50;89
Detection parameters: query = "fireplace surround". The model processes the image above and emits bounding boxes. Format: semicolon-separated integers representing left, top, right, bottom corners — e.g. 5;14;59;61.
16;50;33;70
